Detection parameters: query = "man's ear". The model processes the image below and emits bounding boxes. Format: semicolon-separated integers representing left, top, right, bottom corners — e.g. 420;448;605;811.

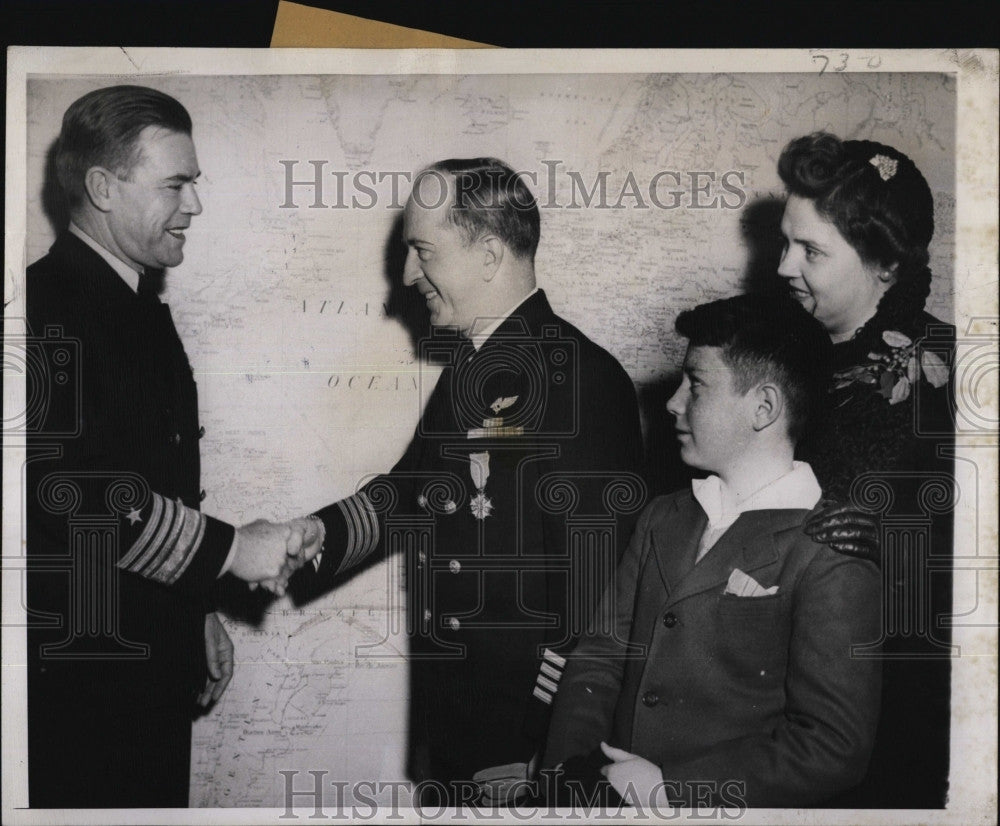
83;166;115;213
752;383;784;432
481;235;504;281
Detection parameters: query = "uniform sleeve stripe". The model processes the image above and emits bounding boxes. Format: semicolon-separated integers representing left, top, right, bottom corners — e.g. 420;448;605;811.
536;675;559;694
335;492;380;574
117;493;208;586
133;497;183;577
118;492;165;569
532;686;553;704
156;505;207;583
133;496;178;574
539;662;562;681
543;648;567;668
336;497;363;572
147;503;186;574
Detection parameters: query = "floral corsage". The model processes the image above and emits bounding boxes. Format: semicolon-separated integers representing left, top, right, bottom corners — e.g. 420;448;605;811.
833;330;950;405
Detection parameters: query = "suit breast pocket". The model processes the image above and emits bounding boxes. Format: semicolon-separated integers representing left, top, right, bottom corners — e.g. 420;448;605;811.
713;593;792;682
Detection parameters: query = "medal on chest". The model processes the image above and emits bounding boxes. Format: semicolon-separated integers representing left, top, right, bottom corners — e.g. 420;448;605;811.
468;451;493;520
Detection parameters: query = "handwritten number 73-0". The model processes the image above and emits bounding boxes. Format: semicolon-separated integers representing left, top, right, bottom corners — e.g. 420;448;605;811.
812;53;882;74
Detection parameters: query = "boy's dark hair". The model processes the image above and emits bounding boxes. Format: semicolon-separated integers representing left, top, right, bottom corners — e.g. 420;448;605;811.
675;293;832;442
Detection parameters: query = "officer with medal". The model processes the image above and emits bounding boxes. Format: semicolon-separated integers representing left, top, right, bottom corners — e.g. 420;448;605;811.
287;158;646;804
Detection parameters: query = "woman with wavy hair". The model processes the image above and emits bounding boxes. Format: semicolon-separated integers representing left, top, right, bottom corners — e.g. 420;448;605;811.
777;132;954;808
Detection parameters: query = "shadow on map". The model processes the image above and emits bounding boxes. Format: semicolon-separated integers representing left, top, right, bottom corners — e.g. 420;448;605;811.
381;210;430;353
738;195;786;295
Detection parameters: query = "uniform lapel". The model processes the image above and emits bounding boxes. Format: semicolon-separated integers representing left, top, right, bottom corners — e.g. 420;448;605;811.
423;338;472;437
53;232;138;309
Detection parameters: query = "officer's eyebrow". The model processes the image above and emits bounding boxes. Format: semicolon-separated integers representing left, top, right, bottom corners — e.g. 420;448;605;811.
404;234;434;247
163;171;201;183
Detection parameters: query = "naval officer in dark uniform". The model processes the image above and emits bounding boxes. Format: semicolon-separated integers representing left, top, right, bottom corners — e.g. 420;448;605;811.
26;84;316;808
290;158;646;803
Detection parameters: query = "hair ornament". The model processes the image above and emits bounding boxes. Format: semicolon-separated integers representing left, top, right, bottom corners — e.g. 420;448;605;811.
869;154;898;181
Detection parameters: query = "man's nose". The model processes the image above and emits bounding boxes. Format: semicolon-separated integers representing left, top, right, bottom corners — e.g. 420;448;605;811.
182;183;203;216
402;249;421;287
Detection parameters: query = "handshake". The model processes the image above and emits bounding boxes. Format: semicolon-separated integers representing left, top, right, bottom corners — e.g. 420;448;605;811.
226;516;325;596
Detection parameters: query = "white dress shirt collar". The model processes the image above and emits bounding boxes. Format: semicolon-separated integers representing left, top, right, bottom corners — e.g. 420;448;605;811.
468;287;540;351
691;461;822;561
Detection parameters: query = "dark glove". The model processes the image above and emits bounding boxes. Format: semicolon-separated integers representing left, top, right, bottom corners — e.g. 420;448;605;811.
804;499;881;565
539;747;624;808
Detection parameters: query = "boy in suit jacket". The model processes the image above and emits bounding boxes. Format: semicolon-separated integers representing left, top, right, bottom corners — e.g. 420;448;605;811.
542;293;882;809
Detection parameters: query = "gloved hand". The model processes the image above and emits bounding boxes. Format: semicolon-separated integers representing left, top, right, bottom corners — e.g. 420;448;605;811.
541;746;623;808
804;499;881;565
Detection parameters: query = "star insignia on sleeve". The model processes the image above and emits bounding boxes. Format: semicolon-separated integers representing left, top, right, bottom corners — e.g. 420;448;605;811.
126;508;142;525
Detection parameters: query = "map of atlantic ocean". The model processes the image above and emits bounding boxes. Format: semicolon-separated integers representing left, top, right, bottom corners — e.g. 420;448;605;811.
25;72;955;807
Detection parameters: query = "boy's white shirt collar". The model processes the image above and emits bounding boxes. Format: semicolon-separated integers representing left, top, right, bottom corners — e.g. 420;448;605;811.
69;222;141;293
691;461;822;561
468;287;540;351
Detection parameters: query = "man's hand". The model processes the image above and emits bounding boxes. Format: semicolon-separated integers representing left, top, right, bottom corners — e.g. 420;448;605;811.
804;500;881;565
296;516;325;563
599;742;669;808
228;519;308;593
248;516;326;597
198;612;234;707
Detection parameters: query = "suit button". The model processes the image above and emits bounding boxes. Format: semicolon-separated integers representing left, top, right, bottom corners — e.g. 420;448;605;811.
642;691;659;707
170;432;181;445
449;560;461;573
448;617;460;631
199;489;207;502
662;612;678;628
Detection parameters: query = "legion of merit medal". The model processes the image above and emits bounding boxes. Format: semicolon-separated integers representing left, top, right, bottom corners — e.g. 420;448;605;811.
469;451;493;520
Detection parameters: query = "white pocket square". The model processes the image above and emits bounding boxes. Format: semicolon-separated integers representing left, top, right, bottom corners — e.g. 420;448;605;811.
724;568;778;597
